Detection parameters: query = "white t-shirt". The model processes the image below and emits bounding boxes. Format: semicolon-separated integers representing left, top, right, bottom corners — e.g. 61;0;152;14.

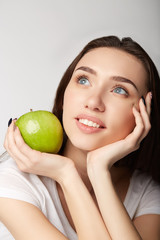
0;153;160;240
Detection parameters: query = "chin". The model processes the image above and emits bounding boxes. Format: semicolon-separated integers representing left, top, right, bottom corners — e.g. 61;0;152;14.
70;138;106;152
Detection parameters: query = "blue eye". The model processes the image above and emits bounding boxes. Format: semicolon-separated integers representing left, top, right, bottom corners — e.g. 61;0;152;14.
78;77;90;86
113;87;128;95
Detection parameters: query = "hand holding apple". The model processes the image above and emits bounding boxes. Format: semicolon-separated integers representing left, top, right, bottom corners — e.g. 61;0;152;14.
15;110;63;153
4;118;75;182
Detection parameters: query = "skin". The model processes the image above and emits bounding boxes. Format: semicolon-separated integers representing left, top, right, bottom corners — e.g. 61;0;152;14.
1;47;160;240
63;47;148;152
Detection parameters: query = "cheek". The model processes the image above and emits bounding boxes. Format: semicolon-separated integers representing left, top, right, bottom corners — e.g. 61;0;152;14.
63;87;73;105
109;103;135;139
63;88;80;116
62;87;80;130
63;89;73;120
123;110;135;133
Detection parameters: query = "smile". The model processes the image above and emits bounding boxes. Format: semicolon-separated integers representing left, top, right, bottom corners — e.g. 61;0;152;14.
78;119;100;128
75;114;106;133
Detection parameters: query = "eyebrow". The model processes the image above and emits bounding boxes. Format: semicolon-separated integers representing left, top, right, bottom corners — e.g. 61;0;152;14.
75;66;97;75
75;65;138;92
111;76;138;92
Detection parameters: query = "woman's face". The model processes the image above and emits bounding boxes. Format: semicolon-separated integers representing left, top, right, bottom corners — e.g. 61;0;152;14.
63;47;148;151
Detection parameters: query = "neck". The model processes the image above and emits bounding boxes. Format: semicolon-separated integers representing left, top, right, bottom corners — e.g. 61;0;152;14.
62;139;131;192
62;140;94;192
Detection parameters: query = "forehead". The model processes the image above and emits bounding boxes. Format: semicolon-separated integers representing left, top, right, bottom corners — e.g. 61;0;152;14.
77;48;145;73
75;47;148;93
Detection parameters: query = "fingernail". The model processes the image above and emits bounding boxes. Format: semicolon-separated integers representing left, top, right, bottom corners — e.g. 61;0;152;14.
141;96;146;106
150;92;152;99
8;118;12;127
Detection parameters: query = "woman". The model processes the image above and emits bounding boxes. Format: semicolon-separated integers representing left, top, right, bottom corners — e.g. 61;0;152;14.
0;36;160;239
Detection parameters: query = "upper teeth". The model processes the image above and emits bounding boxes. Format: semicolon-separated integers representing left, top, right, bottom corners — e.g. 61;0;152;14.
79;119;100;128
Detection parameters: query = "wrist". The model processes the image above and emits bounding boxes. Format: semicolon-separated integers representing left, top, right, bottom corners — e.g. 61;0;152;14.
58;161;80;188
87;162;111;183
87;150;112;176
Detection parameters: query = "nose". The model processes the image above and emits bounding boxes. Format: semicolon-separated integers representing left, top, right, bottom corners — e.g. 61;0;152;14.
85;93;105;112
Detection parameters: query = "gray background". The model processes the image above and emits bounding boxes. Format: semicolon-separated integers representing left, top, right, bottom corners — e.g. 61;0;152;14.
0;0;160;154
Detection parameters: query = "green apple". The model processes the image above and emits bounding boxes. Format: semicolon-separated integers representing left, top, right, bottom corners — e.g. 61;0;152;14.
15;110;63;153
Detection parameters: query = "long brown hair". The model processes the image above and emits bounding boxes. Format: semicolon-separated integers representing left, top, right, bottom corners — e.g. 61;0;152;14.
52;36;160;183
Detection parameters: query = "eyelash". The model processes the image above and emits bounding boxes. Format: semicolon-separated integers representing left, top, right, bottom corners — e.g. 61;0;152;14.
112;84;129;96
75;75;129;96
76;74;90;85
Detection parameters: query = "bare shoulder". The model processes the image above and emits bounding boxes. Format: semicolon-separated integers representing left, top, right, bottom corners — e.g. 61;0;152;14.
0;198;68;240
134;214;160;240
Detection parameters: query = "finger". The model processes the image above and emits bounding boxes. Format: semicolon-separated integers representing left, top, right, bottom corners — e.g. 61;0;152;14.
4;120;16;152
4;122;43;174
125;106;144;148
5;121;29;168
132;106;144;137
139;98;151;141
14;125;41;162
145;91;152;116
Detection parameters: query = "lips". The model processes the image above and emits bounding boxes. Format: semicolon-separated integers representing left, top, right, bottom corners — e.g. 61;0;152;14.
76;114;106;129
